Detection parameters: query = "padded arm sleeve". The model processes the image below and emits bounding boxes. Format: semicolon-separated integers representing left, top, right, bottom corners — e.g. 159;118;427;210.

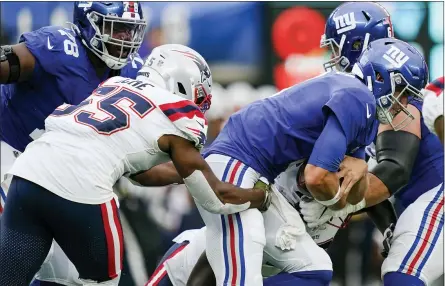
369;130;420;195
362;199;398;235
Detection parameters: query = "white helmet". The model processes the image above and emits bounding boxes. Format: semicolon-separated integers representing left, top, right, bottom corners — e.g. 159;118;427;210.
136;44;212;113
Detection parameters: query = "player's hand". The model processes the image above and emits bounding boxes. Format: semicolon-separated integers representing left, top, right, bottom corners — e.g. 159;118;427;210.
381;223;395;258
215;177;272;214
299;197;334;228
337;156;368;197
254;177;272;212
300;196;365;228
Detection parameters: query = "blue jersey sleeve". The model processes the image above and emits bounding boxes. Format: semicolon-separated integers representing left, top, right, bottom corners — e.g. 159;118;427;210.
308;114;347;172
350;146;366;159
19;26;80;78
120;54;144;79
323;87;376;145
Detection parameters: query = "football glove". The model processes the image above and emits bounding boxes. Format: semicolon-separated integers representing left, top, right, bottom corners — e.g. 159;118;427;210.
381;223;395;258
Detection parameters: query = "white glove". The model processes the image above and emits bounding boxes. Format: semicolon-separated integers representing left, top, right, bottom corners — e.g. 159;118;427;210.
300;197;366;228
422;90;443;135
299;199;335;228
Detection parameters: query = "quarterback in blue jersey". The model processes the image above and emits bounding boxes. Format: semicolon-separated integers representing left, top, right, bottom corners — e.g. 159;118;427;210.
301;3;443;286
189;43;391;285
0;2;146;286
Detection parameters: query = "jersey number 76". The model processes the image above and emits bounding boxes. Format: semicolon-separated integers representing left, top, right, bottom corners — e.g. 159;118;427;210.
51;86;155;135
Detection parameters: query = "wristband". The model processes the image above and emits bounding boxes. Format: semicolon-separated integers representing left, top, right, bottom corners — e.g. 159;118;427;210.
314;186;342;206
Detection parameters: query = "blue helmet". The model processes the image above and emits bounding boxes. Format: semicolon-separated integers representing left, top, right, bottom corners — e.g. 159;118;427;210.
321;2;393;72
353;38;429;130
73;2;147;70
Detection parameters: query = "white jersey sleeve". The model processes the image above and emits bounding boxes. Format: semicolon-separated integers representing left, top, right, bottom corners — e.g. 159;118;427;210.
422;88;443;135
157;96;208;150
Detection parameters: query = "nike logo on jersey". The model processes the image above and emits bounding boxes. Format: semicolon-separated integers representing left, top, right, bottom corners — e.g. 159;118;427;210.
196;120;204;128
47;37;54;50
366;104;372;119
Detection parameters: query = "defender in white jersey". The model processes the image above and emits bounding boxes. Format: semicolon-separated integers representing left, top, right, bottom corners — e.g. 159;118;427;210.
0;44;271;286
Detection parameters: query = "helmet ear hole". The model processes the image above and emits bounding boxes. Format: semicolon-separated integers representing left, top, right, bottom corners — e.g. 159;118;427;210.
177;83;187;96
375;72;384;83
352;40;362;51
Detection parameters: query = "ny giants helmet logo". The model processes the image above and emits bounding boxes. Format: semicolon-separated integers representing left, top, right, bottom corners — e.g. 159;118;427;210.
333;12;356;34
383;46;410;69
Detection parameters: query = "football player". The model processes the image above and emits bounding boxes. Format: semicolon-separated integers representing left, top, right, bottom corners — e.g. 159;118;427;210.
0;44;272;286
302;39;442;286
300;1;401;262
0;2;147;285
304;1;399;252
422;76;444;144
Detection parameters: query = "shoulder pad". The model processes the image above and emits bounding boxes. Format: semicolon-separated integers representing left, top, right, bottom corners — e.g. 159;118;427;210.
324;88;377;144
158;97;208;149
20;26;84;75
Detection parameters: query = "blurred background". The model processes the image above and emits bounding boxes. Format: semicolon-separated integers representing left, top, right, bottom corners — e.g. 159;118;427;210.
1;2;443;286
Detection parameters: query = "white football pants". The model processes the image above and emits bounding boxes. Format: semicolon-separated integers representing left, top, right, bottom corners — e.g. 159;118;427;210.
382;183;444;285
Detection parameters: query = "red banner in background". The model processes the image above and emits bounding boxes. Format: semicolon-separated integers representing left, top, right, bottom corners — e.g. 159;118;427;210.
267;2;443;90
271;6;327;90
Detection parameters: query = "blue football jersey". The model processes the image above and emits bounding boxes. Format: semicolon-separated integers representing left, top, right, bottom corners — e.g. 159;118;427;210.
203;72;379;181
394;100;444;208
0;26;143;152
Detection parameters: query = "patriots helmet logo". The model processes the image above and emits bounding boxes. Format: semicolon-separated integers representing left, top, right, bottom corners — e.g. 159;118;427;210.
172;49;212;87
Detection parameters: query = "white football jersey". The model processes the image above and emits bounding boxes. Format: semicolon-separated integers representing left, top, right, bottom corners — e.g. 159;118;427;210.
274;162;349;246
8;76;208;204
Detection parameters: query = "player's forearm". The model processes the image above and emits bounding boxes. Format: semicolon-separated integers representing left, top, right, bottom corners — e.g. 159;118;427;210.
131;162;183;186
216;182;266;210
347;174;368;205
363;173;391;207
305;165;346;210
435;116;444;145
0;61;10;83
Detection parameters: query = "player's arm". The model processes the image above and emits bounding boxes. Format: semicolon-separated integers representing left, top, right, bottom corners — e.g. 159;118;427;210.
364;104;421;207
305;114;361;210
130;161;183;186
0;43;36;83
157;134;271;214
435;115;444;145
